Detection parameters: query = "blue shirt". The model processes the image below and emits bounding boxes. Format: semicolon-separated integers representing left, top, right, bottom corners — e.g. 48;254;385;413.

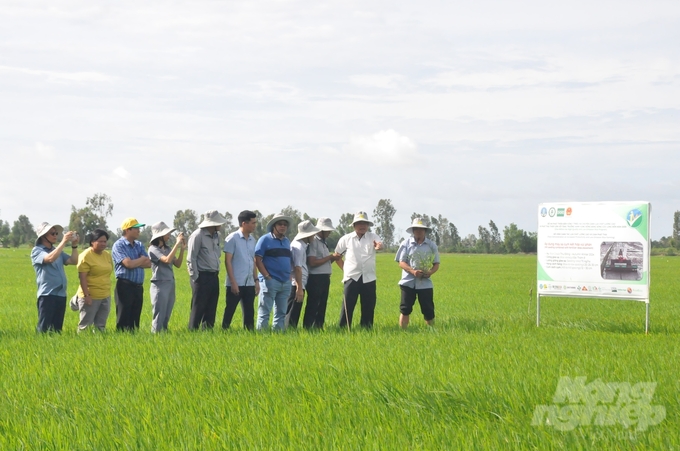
255;232;292;283
395;237;440;289
223;230;256;287
111;237;149;284
31;244;71;297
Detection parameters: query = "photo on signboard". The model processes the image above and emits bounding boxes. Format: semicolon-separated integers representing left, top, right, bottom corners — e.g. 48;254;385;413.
599;242;643;281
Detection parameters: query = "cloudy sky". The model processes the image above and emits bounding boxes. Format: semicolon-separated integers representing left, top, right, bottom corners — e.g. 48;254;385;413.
1;0;679;240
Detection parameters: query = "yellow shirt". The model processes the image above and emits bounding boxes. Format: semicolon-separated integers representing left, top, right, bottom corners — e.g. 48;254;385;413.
77;248;113;299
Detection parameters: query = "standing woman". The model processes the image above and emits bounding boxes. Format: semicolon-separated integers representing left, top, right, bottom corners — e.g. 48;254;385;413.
148;222;186;333
76;229;113;332
31;222;79;333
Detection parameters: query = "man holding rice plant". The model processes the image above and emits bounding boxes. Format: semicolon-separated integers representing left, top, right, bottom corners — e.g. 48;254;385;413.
395;218;440;329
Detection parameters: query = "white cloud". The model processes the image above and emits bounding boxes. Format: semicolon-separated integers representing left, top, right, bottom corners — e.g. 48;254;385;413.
35;142;55;159
349;74;405;89
345;129;418;165
0;65;116;83
113;167;130;178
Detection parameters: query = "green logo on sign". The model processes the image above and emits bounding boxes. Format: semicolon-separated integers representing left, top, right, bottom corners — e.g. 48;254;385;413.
626;209;643;227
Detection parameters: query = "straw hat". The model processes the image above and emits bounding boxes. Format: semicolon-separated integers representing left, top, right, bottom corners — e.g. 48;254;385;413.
294;220;321;241
266;213;293;233
351;211;373;226
406;218;432;234
315;217;335;232
150;221;176;243
198;210;227;228
34;222;63;245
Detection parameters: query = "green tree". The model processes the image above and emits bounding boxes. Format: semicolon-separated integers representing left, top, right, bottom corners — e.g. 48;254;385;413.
69;193;114;244
503;223;524;253
173;209;199;236
448;223;461;251
476;225;491;253
673;211;680;249
10;214;36;247
489;220;503;253
373;199;396;250
221;211;238;236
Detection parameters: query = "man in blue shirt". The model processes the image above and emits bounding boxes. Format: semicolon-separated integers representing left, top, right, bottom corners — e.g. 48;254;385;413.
31;222;79;332
111;217;150;331
222;210;260;330
255;213;292;331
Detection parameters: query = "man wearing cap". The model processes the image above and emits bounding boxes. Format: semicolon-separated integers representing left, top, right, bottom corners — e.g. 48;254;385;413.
255;213;293;331
31;222;79;332
285;220;321;328
222;210;259;330
333;211;383;329
111;218;151;331
395;218;440;329
187;210;227;330
303;217;341;329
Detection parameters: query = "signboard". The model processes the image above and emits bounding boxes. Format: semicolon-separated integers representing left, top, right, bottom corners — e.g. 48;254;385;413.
537;202;651;302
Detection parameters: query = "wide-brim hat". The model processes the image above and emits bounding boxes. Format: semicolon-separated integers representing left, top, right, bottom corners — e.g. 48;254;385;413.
406;217;432;234
267;213;293;233
352;211;373;227
150;221;176;243
316;217;335;232
34;222;63;245
198;210;227;228
121;218;145;230
294;220;321;241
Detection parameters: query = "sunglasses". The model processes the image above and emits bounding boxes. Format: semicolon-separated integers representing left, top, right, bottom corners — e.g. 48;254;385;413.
49;232;59;236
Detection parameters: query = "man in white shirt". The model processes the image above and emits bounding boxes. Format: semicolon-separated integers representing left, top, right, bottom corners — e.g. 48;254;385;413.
333;211;383;329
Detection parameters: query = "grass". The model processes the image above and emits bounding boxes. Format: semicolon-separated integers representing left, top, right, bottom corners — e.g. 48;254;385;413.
0;248;679;449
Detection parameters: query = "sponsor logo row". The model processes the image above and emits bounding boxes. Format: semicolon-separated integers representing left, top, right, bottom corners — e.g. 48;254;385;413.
538;283;635;295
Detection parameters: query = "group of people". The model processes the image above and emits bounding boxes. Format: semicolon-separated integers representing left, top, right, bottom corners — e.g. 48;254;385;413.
30;210;441;333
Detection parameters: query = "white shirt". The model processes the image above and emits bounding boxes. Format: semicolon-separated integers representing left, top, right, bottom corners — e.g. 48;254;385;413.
290;240;309;288
335;231;381;283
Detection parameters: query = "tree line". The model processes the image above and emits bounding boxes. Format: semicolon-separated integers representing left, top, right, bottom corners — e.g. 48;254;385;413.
3;194;541;253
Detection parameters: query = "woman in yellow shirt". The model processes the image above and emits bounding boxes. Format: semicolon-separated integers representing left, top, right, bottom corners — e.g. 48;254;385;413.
76;229;114;331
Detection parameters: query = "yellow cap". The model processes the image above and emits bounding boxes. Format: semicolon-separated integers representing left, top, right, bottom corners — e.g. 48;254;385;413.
121;218;145;230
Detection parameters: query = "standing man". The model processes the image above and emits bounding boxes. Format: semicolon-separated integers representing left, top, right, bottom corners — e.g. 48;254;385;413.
222;210;260;330
285;220;321;328
395;218;440;329
303;217;340;329
333;211;383;329
31;222;79;333
255;213;292;331
112;218;150;331
187;210;227;330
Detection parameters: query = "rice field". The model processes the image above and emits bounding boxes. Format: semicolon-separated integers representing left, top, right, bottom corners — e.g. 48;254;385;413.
1;248;679;450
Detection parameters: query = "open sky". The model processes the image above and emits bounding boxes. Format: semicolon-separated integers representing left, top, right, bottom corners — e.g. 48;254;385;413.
1;0;679;240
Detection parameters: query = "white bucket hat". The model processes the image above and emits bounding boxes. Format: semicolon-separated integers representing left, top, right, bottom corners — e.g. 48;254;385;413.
150;221;176;243
294;220;321;241
315;217;335;232
266;213;293;233
34;222;63;245
351;211;373;226
198;210;227;228
406;217;432;234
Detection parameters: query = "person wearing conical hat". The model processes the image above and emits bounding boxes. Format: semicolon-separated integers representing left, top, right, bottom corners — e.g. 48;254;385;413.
304;217;341;329
285;220;321;329
333;211;383;329
111;217;151;331
255;213;293;331
187;210;227;330
395;218;440;329
148;222;186;332
31;222;80;332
